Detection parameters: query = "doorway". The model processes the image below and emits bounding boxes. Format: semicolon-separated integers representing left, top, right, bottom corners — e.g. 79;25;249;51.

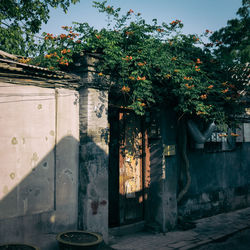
108;108;148;227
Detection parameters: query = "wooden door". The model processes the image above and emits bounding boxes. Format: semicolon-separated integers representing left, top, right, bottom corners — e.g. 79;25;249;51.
109;108;147;227
119;111;144;225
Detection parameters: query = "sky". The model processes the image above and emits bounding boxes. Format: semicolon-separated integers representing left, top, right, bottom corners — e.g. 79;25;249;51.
41;0;242;36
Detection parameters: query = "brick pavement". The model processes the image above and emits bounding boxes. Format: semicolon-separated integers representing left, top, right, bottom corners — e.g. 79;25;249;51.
109;207;250;250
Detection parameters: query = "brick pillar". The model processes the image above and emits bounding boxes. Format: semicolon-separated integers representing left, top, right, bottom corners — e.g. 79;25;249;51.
78;87;109;241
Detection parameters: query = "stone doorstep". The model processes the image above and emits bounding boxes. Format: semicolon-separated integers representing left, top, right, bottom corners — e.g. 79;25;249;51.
110;236;163;249
109;221;146;237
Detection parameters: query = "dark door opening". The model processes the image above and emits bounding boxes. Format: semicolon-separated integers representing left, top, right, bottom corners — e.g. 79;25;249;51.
108;108;147;227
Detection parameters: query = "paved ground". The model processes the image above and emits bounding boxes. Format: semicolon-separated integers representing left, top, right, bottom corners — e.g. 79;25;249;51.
108;207;250;250
2;207;249;249
195;228;250;250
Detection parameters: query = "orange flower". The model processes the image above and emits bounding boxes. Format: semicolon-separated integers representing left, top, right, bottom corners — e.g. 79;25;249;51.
156;28;164;32
185;84;194;89
200;94;207;100
218;133;228;137
193;36;199;41
137;62;145;66
137;76;146;81
165;74;171;79
122;56;133;61
61;49;67;54
19;57;31;64
60;34;67;39
195;66;200;71
222;88;229;93
171;57;177;61
222;81;228;86
121;86;131;93
95;34;101;39
98;72;103;76
44;33;55;40
44;54;52;59
67;49;71;53
129;76;135;80
231;133;239;137
140;102;146;107
208;85;214;89
174;69;179;73
197;111;205;115
184;76;192;80
170;20;182;25
128;9;134;14
196;58;202;64
126;31;134;36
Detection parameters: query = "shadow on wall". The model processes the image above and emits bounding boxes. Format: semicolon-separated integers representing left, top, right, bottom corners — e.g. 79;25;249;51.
0;135;79;247
178;143;250;220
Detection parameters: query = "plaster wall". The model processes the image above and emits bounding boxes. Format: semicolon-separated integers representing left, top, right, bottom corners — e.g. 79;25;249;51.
150;110;250;227
178;141;250;219
0;82;79;243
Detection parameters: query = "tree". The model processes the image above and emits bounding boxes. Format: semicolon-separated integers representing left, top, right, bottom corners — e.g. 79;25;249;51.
210;0;250;65
0;0;79;56
33;1;248;127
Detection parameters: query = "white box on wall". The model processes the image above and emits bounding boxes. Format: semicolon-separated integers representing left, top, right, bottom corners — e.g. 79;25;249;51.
243;123;250;142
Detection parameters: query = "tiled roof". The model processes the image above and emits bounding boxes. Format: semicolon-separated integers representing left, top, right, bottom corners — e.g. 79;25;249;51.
0;50;81;89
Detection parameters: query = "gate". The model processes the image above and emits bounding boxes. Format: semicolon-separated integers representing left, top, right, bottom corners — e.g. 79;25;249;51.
109;108;148;227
